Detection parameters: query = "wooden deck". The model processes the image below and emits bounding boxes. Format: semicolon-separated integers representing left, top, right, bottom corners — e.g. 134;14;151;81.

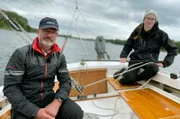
107;77;141;90
120;88;180;119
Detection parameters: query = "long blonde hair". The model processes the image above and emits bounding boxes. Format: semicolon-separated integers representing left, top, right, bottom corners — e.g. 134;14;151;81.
133;23;143;40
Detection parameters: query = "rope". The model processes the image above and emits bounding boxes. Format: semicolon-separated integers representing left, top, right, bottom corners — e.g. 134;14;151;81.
83;62;154;90
91;96;120;118
71;76;86;95
84;78;108;89
113;62;154;82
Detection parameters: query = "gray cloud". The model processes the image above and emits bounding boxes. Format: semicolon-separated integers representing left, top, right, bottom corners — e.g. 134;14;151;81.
0;0;180;41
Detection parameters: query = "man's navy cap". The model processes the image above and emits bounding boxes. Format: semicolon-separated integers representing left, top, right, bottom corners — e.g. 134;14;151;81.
39;17;59;30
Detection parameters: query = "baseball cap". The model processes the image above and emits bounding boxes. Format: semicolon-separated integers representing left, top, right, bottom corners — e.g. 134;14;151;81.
39;17;59;30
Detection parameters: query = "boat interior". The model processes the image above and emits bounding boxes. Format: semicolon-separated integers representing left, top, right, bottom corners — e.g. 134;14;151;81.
0;61;180;119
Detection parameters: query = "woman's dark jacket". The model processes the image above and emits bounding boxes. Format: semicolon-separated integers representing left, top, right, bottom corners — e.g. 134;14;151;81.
3;37;72;118
120;22;178;67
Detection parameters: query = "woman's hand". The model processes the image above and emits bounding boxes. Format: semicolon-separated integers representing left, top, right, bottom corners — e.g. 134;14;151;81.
120;58;127;63
156;63;163;67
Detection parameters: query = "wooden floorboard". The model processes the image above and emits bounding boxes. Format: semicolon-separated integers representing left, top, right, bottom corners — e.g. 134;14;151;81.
120;88;180;119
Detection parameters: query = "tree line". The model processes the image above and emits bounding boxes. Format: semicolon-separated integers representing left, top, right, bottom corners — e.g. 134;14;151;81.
0;10;36;32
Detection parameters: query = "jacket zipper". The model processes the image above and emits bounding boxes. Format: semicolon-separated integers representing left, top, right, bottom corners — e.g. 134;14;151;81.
40;58;48;100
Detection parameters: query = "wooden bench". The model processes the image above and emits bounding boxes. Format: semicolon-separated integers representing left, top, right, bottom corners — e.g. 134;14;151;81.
107;77;141;90
0;108;11;119
119;88;180;119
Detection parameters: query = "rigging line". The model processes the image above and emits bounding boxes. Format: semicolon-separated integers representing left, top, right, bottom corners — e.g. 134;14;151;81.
13;20;33;41
66;5;78;35
77;61;88;81
77;9;93;35
11;29;31;44
75;0;93;35
75;0;78;9
61;4;78;52
75;17;89;58
0;9;31;44
0;9;20;31
77;8;110;59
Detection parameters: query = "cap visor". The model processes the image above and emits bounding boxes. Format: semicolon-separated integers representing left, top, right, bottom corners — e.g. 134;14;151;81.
40;25;58;30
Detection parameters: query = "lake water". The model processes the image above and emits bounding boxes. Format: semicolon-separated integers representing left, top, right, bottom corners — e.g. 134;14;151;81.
0;29;180;86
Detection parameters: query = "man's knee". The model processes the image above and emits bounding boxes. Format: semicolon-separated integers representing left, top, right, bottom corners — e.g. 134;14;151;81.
67;102;83;119
57;98;84;119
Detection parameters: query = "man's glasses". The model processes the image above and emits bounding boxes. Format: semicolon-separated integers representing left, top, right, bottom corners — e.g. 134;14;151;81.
42;29;58;36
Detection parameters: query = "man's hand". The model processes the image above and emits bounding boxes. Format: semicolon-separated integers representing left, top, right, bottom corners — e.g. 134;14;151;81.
45;99;62;117
35;108;55;119
120;58;127;63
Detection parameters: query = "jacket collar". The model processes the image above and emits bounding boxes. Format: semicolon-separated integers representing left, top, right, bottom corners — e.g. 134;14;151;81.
32;37;61;56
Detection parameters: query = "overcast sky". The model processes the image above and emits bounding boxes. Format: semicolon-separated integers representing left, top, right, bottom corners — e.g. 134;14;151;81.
0;0;180;41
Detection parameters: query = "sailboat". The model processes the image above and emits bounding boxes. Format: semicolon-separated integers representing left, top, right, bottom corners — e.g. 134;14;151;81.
1;7;180;119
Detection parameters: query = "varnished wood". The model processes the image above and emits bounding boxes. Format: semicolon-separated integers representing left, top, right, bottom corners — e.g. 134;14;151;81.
53;81;59;92
54;68;107;97
158;115;180;119
70;68;107;96
108;77;141;90
120;88;180;119
0;108;11;119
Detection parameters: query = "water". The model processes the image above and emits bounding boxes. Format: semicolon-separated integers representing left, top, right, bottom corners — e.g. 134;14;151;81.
0;29;180;86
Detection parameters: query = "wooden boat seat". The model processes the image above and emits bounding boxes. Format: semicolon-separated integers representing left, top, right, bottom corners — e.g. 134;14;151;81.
0;108;11;119
107;77;141;90
119;88;180;119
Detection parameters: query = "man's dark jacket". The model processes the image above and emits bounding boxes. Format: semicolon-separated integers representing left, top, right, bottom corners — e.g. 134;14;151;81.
3;37;72;118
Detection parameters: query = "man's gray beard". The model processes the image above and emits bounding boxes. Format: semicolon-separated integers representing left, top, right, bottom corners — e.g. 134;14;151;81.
39;37;53;48
41;39;53;48
38;35;54;48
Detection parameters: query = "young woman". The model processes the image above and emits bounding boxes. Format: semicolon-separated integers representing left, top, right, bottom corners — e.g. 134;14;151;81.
118;10;178;85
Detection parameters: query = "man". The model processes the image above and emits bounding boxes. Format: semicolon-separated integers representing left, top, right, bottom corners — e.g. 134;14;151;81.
3;17;83;119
